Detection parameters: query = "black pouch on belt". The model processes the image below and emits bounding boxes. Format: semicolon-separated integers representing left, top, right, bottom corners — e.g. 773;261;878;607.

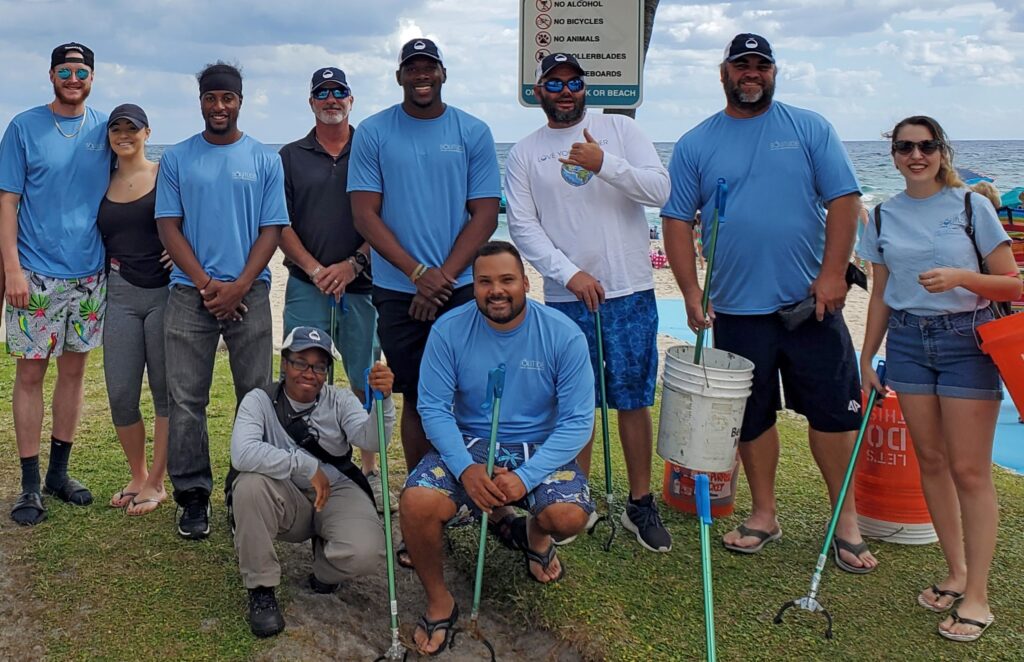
776;296;817;331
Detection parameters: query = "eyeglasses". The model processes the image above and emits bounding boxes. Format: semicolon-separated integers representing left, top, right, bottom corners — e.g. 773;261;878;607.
542;77;585;94
285;357;330;376
312;87;350;101
56;68;90;81
892;140;943;156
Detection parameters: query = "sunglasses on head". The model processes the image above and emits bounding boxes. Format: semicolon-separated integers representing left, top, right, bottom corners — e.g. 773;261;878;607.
542;77;585;94
313;87;350;100
56;67;90;81
892;139;943;156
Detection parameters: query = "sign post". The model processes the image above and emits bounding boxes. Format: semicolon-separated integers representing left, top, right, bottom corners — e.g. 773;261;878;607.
519;0;644;109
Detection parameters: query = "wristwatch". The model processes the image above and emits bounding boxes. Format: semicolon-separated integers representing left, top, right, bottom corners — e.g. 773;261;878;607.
351;250;370;275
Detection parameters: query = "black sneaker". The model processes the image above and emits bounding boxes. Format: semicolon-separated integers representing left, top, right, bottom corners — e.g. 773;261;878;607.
248;586;285;638
176;492;211;540
621;494;672;552
308;573;339;594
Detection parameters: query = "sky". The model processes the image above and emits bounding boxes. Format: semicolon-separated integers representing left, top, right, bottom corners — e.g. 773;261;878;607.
1;0;1022;144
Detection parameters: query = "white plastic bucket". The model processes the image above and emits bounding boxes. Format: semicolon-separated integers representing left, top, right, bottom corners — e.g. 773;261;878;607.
656;345;754;472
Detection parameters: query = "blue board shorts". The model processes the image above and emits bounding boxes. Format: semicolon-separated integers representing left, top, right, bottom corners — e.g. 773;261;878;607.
404;435;595;527
548;289;659;410
885;309;1003;400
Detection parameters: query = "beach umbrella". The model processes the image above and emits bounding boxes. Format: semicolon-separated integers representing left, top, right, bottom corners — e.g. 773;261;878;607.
956;166;994;185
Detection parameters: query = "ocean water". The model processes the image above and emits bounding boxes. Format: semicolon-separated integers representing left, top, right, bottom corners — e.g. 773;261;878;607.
147;140;1024;240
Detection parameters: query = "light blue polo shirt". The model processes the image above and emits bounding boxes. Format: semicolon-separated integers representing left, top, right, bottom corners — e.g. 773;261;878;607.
0;105;110;278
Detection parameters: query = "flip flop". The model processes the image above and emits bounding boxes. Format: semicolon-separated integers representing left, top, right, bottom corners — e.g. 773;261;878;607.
939;609;994;642
10;491;47;526
918;584;965;613
488;514;527;551
522;541;566;584
722;523;782;554
126;497;162;516
109;491;139;508
832;536;875;574
414;601;459;656
43;477;93;506
396;541;415;570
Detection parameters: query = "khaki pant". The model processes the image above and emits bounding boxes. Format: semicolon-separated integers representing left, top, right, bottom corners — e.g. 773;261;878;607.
233;472;384;589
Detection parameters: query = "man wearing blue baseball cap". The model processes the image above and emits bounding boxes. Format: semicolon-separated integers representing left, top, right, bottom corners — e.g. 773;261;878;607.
229;325;395;637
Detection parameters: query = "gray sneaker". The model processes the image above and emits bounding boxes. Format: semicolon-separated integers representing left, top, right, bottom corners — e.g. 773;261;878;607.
365;470;397;513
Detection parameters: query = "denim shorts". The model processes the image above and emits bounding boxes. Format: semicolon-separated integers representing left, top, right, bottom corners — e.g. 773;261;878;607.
886;309;1003;400
404;435;594;527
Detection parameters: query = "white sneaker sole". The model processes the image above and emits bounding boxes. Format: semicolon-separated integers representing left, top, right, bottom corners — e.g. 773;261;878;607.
177;503;211;539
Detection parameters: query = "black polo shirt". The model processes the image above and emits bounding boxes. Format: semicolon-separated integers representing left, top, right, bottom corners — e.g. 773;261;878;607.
278;127;371;294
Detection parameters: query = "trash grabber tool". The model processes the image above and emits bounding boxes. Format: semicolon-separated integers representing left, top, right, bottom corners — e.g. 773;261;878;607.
452;364;505;661
587;308;617;551
696;473;717;662
365;368;411;662
327;296;340;384
774;360;887;639
694;179;728;366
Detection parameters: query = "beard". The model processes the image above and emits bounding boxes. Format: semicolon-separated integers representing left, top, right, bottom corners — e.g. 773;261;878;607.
478;295;525;325
723;76;774;114
52;81;91;106
539;93;585;125
315;106;349;125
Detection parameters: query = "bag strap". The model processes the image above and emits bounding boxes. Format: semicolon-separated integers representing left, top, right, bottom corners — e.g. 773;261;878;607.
962;191;986;271
873;203;883;255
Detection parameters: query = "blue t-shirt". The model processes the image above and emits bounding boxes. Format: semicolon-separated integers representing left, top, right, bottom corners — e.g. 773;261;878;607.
0;105;110;278
418;299;595;492
347;104;501;294
661;102;861;314
155;133;289;287
858;188;1011;315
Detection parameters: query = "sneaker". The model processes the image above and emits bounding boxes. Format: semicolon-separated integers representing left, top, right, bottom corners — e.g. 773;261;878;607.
621;494;672;552
365;470;398;513
308;573;339;594
177;492;211;540
248;586;285;637
554;509;601;546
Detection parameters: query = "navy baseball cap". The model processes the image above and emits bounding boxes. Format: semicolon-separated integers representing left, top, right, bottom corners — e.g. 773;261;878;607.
399;38;443;67
535;52;585;82
107;103;149;130
723;33;775;63
310;67;350;93
281;326;342;361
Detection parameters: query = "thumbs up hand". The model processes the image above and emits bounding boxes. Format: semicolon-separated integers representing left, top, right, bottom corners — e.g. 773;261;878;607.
558;127;604;174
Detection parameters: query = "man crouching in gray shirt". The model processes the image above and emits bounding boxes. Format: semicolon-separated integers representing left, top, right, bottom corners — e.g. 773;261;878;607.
229;325;396;638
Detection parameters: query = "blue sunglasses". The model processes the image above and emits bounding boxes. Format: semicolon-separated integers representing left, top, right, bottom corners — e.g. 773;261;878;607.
542;77;585;93
57;67;90;81
313;87;350;100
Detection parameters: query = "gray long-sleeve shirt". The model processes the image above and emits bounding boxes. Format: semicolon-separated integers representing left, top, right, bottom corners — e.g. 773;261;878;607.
230;384;396;489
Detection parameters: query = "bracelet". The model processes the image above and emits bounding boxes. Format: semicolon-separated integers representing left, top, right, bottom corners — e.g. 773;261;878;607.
410;263;428;282
310;265;323;278
346;256;362;275
201;275;213;290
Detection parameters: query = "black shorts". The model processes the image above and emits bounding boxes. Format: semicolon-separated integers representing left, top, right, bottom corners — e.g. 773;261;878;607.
372;285;474;396
713;310;863;441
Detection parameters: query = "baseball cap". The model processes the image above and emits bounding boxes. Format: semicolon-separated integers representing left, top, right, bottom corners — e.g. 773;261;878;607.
723;33;775;63
535;52;585;83
310;67;350;93
51;42;94;70
107;103;149;130
398;38;443;67
281;326;342;362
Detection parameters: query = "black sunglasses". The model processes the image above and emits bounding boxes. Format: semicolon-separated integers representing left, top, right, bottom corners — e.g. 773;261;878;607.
542;77;585;94
313;87;350;101
892;139;943;156
285;357;330;376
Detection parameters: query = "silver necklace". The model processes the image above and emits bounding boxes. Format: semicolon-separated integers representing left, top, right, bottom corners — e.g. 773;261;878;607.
50;103;86;139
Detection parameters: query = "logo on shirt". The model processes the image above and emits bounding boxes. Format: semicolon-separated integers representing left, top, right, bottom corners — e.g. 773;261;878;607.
439;143;464;153
561;164;593;187
83;142;105;151
937;211;967;235
520;359;545;371
232;170;258;182
769;140;800;151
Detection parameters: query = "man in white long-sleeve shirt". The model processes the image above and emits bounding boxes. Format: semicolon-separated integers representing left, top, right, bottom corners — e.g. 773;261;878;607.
505;53;672;552
229;326;395;638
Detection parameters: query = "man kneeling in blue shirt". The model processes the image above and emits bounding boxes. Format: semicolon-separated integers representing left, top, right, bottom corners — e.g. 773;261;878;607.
400;241;595;656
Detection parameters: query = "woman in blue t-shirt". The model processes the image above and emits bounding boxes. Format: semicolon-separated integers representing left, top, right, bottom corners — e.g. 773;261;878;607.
858;115;1021;643
97;104;171;516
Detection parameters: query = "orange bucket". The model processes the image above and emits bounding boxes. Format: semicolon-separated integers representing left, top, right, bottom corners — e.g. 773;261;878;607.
979;313;1024;418
663;457;739;518
854;391;937;544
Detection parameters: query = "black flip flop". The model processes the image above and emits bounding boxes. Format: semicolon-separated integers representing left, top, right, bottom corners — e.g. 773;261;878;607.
722;523;782;554
43;477;93;506
918;584;964;613
396;541;414;570
10;491;47;526
415;602;459;656
523;542;566;584
832;536;875;574
488;514;527;552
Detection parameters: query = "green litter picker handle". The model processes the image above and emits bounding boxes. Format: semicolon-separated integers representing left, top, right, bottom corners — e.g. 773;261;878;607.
694;179;728;365
696;473;717;662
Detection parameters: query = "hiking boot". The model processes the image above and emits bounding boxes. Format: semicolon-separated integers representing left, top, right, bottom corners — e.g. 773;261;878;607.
621;494;672;552
248;586;285;638
308;573;339;594
365;470;397;513
176;491;211;540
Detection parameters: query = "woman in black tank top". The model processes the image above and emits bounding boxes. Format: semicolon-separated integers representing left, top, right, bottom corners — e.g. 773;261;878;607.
97;104;170;516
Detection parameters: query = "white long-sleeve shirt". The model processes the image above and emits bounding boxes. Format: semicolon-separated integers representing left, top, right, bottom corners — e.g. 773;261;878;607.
505;112;670;303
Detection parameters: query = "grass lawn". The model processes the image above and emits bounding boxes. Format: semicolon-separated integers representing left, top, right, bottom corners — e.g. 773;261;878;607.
2;348;1022;661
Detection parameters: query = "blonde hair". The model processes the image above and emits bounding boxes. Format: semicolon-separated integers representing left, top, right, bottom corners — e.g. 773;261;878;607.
971;181;1001;210
887;116;963;188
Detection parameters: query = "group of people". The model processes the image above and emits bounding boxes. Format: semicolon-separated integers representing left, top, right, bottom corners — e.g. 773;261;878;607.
1;32;1018;653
